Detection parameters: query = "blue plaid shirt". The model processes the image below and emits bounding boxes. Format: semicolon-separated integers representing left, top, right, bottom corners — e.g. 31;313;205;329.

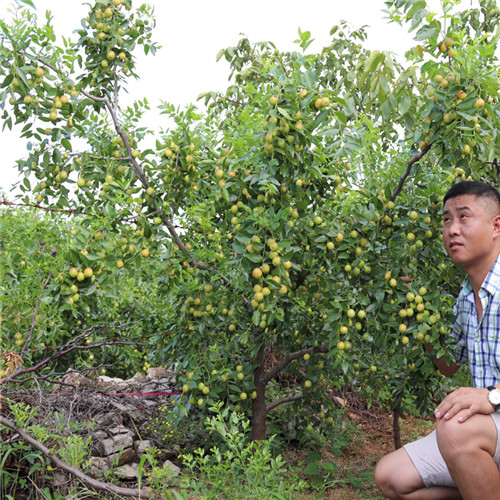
450;255;500;388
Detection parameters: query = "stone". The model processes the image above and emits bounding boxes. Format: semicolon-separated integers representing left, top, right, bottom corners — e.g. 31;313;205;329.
107;447;136;466
88;457;109;478
109;400;147;423
115;462;140;480
93;426;134;458
163;460;180;476
131;372;148;384
147;367;171;380
135;439;155;456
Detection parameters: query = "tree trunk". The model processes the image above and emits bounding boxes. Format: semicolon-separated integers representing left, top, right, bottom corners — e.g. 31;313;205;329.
392;397;402;450
251;344;267;440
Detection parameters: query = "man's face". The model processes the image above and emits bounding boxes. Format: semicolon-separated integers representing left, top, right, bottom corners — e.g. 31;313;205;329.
442;194;500;270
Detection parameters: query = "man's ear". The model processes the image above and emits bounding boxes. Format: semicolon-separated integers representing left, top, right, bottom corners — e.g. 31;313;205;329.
493;215;500;239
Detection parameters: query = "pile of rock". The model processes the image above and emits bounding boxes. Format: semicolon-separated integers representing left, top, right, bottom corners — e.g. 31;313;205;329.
58;367;182;482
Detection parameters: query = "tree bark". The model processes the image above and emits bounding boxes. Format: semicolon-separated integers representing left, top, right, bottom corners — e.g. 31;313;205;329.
251;344;267;440
392;397;402;450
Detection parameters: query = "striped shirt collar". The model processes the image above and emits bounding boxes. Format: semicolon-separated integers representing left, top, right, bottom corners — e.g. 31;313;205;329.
459;255;500;300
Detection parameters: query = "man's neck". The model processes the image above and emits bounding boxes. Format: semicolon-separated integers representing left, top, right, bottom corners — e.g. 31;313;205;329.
466;253;500;295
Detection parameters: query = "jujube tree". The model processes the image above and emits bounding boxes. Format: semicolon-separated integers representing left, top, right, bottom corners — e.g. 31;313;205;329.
0;0;498;441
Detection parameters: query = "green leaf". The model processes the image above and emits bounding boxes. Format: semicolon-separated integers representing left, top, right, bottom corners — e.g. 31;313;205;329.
244;252;262;263
277;107;293;120
15;0;35;8
306;450;321;462
398;95;411;115
375;290;386;304
304;463;320;475
310;475;324;487
323;461;338;473
414;25;440;42
344;97;356;116
143;222;152;239
381;99;392;120
252;310;260;325
61;138;72;151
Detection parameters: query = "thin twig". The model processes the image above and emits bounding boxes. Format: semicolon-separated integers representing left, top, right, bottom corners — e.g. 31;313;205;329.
21;273;52;357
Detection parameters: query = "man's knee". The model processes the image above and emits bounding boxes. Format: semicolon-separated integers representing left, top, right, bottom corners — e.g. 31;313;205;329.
375;454;400;499
436;417;463;459
375;448;422;499
437;413;497;462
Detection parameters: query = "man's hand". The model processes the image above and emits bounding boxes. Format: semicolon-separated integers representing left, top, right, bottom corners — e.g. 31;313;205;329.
435;387;493;423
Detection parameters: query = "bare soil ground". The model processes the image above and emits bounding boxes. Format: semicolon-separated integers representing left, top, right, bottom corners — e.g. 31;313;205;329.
295;410;433;499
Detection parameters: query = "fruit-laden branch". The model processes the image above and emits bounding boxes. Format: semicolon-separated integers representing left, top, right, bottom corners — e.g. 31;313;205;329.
0;200;103;219
2;321;147;385
80;90;208;271
390;143;432;201
0;415;155;499
20;273;52;357
261;344;329;385
0;201;208;236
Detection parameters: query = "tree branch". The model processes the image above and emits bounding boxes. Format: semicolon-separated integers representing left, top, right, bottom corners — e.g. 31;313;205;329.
390;143;432;201
265;392;303;413
20;273;52;357
0;416;155;499
261;344;328;385
3;321;146;384
80;90;208;271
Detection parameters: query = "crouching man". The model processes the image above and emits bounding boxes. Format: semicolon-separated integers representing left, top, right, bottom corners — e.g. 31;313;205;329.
375;180;500;499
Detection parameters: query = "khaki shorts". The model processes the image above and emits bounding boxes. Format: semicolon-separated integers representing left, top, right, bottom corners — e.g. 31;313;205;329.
404;412;500;488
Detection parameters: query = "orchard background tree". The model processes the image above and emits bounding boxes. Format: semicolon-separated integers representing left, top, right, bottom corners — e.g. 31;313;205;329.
0;0;499;444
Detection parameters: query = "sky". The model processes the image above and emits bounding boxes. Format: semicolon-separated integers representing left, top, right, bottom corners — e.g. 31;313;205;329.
0;0;435;195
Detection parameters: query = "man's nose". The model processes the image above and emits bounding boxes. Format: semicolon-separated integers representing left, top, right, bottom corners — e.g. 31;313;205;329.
447;219;460;235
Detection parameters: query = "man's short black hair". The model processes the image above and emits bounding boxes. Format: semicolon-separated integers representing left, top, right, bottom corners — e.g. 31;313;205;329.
443;180;500;213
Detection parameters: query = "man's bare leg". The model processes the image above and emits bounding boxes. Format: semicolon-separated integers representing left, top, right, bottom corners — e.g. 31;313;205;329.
375;446;461;499
437;413;499;500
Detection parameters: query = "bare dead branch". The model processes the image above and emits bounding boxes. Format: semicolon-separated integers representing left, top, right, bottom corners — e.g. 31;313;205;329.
3;321;147;385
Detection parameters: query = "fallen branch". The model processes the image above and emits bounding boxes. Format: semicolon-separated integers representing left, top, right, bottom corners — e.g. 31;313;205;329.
0;415;156;499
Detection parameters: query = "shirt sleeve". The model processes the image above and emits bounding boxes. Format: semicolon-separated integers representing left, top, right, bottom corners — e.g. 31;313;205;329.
448;299;468;365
